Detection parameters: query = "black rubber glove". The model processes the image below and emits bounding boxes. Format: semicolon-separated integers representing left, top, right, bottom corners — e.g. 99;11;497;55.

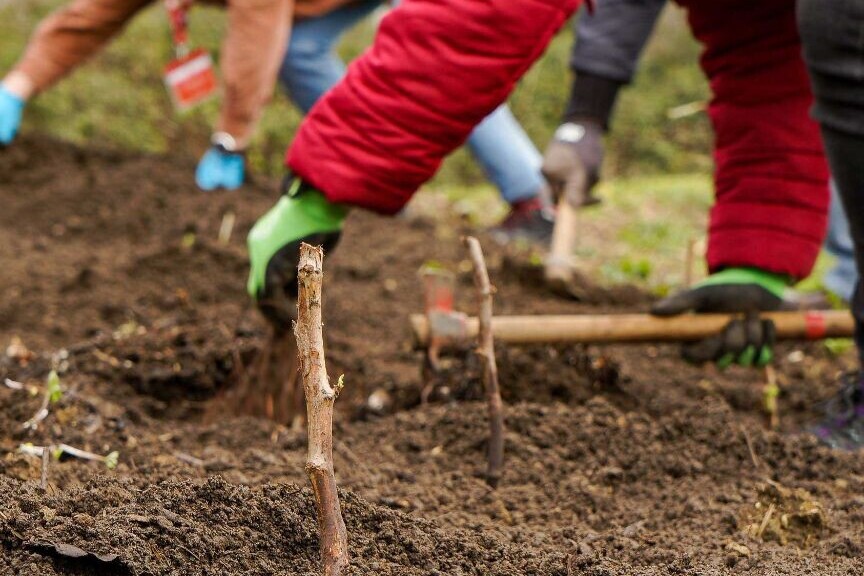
651;268;790;368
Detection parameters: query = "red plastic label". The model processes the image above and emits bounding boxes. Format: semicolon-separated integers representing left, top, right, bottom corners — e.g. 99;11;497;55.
804;311;827;340
164;49;217;111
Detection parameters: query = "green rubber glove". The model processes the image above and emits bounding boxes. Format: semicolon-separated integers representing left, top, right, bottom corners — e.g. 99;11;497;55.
247;178;347;329
651;267;791;367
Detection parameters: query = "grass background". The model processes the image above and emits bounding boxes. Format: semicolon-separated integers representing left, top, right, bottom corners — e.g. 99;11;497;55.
0;1;711;179
0;1;836;293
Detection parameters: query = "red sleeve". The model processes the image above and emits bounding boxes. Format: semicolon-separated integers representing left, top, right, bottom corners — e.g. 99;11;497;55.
287;0;581;214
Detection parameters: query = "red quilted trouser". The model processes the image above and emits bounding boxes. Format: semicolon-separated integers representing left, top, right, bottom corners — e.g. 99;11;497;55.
679;0;829;279
287;0;581;214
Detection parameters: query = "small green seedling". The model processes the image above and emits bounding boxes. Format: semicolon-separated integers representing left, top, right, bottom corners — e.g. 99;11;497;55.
181;232;197;249
824;338;854;357
46;370;63;404
104;451;120;470
418;260;447;274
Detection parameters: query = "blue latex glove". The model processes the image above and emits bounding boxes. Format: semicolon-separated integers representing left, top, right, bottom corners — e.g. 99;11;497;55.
0;87;25;145
195;145;245;191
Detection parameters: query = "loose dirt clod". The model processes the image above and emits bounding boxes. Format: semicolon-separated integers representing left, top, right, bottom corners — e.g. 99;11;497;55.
740;480;827;546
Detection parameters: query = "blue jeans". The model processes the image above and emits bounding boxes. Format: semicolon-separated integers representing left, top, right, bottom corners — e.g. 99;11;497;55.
824;180;858;302
280;1;545;205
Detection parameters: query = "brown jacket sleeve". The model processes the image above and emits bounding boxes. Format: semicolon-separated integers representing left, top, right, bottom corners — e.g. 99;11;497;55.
218;0;292;147
13;0;154;93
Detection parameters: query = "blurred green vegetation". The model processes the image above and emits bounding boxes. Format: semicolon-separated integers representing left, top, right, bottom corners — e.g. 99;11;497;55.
0;1;710;183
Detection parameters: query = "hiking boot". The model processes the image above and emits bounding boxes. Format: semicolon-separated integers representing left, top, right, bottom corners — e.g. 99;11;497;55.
490;197;554;247
248;177;347;330
810;373;864;451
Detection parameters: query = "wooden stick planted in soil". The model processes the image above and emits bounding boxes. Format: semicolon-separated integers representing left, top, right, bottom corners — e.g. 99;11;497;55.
463;236;505;488
294;243;348;576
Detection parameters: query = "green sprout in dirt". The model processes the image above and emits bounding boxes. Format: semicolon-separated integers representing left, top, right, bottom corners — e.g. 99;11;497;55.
104;451;120;470
763;366;781;430
21;371;64;430
182;231;197;249
824;338;854;357
46;370;63;404
419;260;447;274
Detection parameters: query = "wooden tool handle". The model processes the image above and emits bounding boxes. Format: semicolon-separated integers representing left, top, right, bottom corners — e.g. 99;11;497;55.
544;198;579;285
410;310;854;347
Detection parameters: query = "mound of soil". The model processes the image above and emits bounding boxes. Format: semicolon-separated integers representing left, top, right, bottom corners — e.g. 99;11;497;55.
1;135;863;575
1;476;571;576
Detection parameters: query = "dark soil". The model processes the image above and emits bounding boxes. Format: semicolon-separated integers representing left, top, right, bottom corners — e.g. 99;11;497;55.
1;135;862;575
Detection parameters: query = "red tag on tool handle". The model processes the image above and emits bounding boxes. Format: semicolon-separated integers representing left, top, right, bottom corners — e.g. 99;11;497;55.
165;0;191;53
164;48;217;111
804;311;828;340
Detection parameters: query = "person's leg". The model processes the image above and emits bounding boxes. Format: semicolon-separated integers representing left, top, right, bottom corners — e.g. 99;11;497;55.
799;0;864;355
798;0;864;448
467;104;544;205
823;181;857;302
278;1;381;113
473;105;555;245
823;129;864;350
680;0;829;281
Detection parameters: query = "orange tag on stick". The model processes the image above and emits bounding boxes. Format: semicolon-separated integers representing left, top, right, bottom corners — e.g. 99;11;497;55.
164;48;217;111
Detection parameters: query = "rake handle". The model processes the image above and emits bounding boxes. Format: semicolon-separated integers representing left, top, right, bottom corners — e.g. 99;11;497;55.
410;310;854;347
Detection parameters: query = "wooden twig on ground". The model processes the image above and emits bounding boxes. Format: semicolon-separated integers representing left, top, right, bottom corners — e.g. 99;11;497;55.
218;211;236;245
294;243;348;576
463;236;505;488
41;447;50;491
737;424;762;471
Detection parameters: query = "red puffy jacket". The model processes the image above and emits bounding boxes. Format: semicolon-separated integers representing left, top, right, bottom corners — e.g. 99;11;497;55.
288;0;828;280
289;0;580;211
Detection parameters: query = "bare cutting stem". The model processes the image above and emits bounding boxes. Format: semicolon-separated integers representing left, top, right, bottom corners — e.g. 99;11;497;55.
294;243;348;576
463;236;505;488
